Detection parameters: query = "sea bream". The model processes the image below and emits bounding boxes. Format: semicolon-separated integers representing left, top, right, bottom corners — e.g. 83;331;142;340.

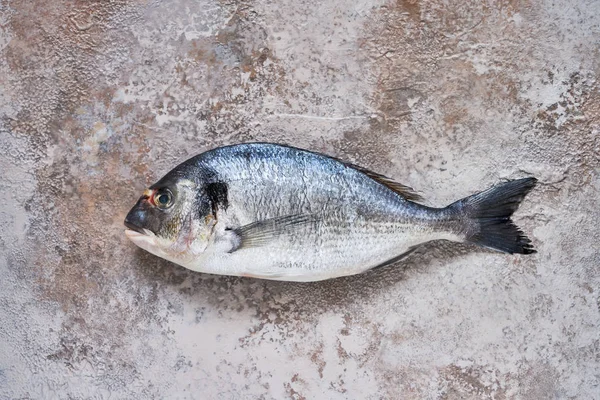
124;143;537;281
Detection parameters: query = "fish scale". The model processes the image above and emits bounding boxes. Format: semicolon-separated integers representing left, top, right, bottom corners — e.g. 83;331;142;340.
124;143;537;281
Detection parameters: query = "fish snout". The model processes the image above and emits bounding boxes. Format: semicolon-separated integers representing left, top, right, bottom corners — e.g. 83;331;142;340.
124;199;150;234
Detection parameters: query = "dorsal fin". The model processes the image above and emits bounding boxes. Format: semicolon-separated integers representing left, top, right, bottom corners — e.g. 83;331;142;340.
337;159;423;202
225;142;424;202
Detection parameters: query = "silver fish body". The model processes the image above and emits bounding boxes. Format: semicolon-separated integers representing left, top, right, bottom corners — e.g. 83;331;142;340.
124;143;537;281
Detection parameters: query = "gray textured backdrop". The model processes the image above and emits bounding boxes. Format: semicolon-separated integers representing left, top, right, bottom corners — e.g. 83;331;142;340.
1;0;599;398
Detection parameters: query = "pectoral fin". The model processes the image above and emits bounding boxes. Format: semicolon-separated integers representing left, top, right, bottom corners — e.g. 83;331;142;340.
227;214;318;252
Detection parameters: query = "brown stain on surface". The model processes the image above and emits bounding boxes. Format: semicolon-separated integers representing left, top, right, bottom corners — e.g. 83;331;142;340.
397;0;421;21
440;364;506;399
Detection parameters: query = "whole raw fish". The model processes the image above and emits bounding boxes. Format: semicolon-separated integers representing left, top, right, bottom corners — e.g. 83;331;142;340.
125;143;536;281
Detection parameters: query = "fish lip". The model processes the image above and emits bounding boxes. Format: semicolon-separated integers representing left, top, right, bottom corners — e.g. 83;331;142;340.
125;229;145;238
125;227;156;238
124;219;145;234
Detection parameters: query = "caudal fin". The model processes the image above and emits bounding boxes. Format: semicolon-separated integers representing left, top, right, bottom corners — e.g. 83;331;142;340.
449;177;538;254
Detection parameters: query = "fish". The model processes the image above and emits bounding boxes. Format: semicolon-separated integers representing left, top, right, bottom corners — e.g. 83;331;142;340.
124;142;537;282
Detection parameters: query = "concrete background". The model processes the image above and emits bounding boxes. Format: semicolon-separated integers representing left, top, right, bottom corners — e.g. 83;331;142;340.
1;0;599;398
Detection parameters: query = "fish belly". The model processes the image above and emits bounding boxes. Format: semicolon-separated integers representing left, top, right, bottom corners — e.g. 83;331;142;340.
184;219;440;281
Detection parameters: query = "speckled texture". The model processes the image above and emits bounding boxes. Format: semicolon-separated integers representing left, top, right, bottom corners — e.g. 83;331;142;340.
0;0;598;398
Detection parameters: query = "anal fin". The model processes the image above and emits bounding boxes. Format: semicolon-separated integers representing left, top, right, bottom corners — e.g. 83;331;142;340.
370;245;420;271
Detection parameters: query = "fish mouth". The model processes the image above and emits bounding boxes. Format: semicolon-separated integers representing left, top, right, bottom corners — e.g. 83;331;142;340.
125;227;157;239
125;228;159;251
124;220;145;234
125;229;147;238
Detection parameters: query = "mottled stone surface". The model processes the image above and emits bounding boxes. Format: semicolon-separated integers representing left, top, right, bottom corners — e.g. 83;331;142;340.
1;0;599;398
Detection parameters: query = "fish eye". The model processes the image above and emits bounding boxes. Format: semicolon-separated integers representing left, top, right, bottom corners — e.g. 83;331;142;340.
153;189;173;209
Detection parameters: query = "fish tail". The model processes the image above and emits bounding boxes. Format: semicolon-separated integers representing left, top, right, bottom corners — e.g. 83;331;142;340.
448;177;537;254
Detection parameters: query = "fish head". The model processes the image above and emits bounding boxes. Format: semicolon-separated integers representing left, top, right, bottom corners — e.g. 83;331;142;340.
124;174;216;263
